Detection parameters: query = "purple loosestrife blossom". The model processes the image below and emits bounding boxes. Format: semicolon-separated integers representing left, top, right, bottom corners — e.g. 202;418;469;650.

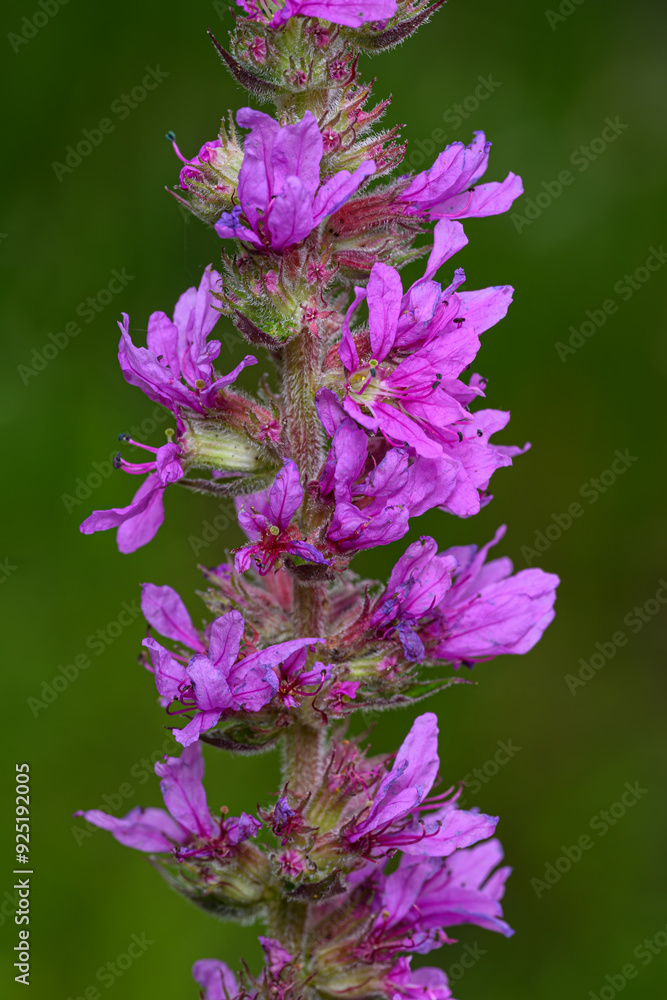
258;937;295;977
143;605;324;745
78;744;261;858
234;460;331;573
215;109;375;252
273;647;332;708
333;220;527;514
80;440;184;553
423;525;560;665
169;130;243;220
192;960;240;1000
345;713;497;858
386;960;455;1000
141;582;207;653
235;0;397;29
175;137;224;188
370;536;458;660
317;394;459;551
363;839;513;958
192;939;295;1000
399;131;523;220
116;265;256;416
79;266;258;552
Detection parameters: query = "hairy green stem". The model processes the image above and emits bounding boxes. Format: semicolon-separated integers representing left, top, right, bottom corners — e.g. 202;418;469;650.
283;324;325;484
266;895;309;955
282;319;330;638
270;723;327;955
281;719;327;799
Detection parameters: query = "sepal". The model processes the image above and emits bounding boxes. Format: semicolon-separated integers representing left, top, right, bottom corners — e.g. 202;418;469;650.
201;716;288;754
153;846;270;923
354;674;474;711
181;410;281;475
284;868;347;901
209;29;282;97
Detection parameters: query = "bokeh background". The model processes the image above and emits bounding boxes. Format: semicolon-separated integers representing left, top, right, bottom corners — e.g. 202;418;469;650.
2;0;666;997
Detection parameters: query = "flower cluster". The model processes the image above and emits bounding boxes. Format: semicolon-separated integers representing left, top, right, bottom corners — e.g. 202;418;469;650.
76;2;557;999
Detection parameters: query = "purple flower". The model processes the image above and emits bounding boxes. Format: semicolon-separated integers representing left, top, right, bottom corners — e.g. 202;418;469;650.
366;839;513;957
168;128;246;226
79;441;184;553
192;959;240;1000
257;0;397;29
192;942;292;1000
346;713;497;857
399;131;523;220
436;406;529;518
333;221;526;514
79;266;261;554
215;109;375;252
258;937;294;977
118;265;256;415
371;537;458;660
234;460;331;574
234;0;395;29
317;401;459;552
274;647;333;708
424;525;560;665
172;136;223;188
327;679;360;713
144;609;324;746
386;959;454;1000
77;743;261;858
141;582;206;653
170;134;237;193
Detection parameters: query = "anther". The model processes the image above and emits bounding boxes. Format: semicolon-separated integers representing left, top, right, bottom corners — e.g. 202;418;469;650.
113;453;123;469
117;433;131;441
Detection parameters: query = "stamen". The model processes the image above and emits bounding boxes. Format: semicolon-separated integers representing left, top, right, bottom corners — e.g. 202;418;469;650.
115;456;157;475
122;438;160;454
166;702;195;716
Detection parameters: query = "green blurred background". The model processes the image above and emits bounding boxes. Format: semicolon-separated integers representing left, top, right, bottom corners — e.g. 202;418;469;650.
1;0;666;996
